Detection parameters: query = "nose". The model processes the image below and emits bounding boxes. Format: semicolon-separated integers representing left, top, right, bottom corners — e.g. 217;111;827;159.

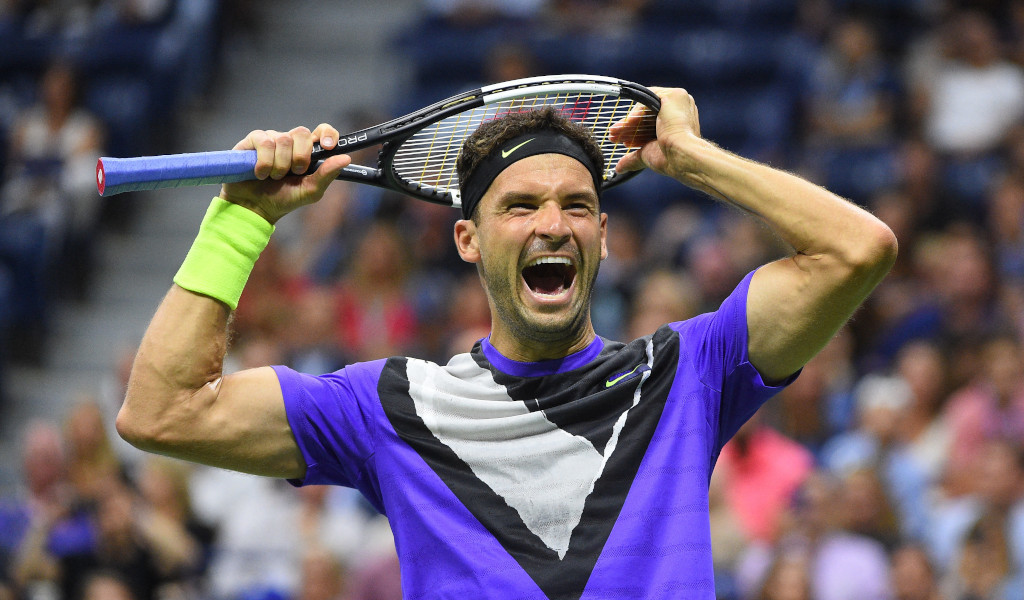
535;201;571;243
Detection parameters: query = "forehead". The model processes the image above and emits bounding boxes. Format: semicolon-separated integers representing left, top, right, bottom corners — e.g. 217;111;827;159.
483;153;597;201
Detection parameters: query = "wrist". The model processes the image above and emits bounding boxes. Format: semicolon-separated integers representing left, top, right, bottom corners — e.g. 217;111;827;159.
217;186;282;224
173;197;274;310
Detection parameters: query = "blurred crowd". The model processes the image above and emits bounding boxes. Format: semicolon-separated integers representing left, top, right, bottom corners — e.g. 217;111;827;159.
3;0;1024;599
0;0;222;372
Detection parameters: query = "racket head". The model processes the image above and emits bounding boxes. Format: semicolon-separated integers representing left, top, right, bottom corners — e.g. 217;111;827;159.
372;75;660;208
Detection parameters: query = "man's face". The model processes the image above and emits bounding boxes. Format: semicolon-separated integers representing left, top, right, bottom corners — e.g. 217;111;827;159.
455;153;607;357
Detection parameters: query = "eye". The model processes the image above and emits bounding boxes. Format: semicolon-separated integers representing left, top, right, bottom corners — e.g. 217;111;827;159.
507;201;536;213
565;202;595;216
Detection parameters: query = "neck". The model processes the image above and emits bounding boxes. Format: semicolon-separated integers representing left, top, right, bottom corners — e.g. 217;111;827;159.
486;321;597;363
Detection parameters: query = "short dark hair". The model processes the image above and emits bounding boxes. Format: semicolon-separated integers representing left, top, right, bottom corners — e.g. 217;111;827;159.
456;108;604;218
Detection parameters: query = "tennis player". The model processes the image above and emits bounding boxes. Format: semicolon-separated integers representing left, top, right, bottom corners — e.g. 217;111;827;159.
117;87;897;599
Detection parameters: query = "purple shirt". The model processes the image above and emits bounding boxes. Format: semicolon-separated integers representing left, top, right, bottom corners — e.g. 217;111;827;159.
275;270;793;599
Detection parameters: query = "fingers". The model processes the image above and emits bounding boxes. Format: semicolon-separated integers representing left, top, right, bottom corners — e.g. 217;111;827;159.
610;103;657;147
309;123;350;186
272;131;296;179
312;122;339;153
235;123;347;181
615;149;646;174
650;87;701;137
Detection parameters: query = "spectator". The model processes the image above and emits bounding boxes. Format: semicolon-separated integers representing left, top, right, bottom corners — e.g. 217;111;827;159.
716;413;814;545
623;268;699;340
894;340;952;487
943;511;1024;599
873;225;1000;388
805;17;898;147
801;16;900;202
331;220;419;362
910;11;1024;213
737;471;892;600
63;397;124;506
890;544;946;600
440;271;493;359
755;552;813;600
277;180;358;285
820;372;932;542
708;459;748;598
55;479;167;600
914;11;1024;156
839;467;902;552
294;548;346;600
0;60;104;361
135;456;212;596
15;474;191;600
943;334;1024;495
928;439;1024;584
0;420;70;595
279;286;347;375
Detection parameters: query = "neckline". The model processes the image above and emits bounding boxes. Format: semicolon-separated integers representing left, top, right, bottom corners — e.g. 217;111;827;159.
479;336;605;377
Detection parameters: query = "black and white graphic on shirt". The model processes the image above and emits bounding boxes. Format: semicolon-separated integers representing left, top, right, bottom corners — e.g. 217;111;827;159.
378;327;680;600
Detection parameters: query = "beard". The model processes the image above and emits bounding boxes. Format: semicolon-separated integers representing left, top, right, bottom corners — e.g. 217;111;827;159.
477;241;599;346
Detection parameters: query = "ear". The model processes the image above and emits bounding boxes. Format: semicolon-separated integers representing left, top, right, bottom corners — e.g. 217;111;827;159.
599;212;608;261
454;219;481;263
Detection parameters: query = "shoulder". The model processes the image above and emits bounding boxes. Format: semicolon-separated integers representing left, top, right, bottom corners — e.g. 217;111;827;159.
273;358;392;403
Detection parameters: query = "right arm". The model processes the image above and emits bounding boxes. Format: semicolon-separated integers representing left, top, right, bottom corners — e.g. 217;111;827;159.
116;124;350;478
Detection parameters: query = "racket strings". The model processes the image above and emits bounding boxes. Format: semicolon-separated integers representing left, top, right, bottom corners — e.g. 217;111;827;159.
392;91;655;193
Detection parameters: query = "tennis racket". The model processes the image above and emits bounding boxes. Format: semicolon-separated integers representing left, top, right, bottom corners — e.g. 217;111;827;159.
96;74;661;208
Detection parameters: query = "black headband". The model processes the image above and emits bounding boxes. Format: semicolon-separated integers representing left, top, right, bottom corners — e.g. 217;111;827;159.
459;130;603;220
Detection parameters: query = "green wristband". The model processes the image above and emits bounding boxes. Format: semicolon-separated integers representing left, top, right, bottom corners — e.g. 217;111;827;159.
173;197;275;310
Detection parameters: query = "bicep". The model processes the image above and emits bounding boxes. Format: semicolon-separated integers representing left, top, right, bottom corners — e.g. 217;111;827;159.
168;366;306;479
746;254;881;382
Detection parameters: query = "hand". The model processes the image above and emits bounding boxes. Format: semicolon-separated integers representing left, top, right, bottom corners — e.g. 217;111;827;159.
612;87;729;200
611;87;703;175
220;123;351;224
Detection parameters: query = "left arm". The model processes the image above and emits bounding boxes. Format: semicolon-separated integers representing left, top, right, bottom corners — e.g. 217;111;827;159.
616;88;897;381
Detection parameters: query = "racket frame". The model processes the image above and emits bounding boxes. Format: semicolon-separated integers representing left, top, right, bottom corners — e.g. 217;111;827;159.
98;75;661;205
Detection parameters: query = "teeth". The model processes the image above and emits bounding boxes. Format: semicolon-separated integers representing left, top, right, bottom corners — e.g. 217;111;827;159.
527;256;572;267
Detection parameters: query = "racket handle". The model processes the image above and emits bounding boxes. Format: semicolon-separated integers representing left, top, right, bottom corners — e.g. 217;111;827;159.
97;150;259;196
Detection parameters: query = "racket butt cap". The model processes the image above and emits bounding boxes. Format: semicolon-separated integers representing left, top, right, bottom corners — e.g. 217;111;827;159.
96;158;106;196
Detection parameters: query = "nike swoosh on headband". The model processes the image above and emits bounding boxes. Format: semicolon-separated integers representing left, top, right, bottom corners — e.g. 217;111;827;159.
501;138;535;158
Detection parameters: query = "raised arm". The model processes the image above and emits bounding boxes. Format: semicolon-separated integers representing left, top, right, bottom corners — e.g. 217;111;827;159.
615;88;897;382
116;124;350;478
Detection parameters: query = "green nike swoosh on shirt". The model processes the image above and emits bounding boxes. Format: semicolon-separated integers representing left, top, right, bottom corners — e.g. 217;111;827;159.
605;364;645;388
501;138;535;159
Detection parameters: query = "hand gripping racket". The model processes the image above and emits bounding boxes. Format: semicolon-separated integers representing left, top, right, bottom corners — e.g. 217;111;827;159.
96;75;661;208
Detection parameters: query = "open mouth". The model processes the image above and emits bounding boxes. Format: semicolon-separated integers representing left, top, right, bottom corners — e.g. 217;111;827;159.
522;256;577;297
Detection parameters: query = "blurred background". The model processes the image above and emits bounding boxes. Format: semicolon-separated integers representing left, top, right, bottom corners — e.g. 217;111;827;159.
1;0;1023;599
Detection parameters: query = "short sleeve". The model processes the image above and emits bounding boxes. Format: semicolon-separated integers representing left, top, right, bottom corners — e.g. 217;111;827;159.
273;360;386;491
672;269;800;455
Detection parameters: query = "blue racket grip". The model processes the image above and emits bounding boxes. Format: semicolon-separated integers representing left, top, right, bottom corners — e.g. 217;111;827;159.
97;150;259;196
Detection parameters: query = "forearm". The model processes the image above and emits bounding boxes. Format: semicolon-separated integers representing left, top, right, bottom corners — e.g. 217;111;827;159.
621;87;897;380
670;137;896;380
115;126;348;476
117;198;272;454
671;137;894;268
118;286;230;449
